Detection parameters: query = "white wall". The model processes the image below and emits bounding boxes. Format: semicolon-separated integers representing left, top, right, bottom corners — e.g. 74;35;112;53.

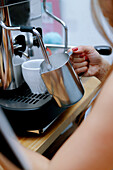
60;0;113;63
60;0;108;46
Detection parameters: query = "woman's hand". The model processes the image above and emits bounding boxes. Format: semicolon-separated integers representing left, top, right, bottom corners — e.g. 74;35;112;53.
69;45;110;81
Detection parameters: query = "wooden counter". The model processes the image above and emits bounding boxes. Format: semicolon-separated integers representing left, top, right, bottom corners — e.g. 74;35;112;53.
18;76;101;154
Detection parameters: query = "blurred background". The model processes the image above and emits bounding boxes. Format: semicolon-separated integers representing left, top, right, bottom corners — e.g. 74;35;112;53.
41;0;113;63
60;0;107;46
8;0;113;63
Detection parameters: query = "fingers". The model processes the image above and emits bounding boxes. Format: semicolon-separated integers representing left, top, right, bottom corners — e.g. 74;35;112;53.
71;47;78;52
69;46;92;76
70;55;86;63
68;47;78;53
69;50;89;75
71;59;89;75
74;66;88;75
72;45;94;54
72;61;89;70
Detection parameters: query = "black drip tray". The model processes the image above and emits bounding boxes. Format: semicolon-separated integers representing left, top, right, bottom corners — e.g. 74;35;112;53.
0;83;66;133
0;83;52;110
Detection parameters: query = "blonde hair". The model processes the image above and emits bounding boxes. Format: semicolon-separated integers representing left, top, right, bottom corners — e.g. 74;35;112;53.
91;0;113;47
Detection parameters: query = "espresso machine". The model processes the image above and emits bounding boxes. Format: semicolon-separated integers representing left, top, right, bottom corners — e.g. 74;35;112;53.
0;0;112;134
0;0;74;134
0;0;59;133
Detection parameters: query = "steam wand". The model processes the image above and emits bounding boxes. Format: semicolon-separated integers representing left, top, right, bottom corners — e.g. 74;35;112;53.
43;0;68;52
0;21;52;70
32;28;52;70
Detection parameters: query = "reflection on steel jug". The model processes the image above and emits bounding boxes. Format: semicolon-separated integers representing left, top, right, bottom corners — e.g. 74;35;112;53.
40;53;84;107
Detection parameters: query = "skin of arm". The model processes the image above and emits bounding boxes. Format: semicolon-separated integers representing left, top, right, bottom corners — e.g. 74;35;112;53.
0;153;20;170
69;45;111;82
0;145;50;170
49;68;113;170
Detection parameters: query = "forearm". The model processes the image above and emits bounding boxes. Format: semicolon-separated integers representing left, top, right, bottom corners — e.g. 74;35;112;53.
22;146;50;170
0;144;50;170
49;70;113;170
0;153;20;170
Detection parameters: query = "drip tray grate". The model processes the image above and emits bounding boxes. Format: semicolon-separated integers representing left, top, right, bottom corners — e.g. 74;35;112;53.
8;90;50;104
0;83;52;110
